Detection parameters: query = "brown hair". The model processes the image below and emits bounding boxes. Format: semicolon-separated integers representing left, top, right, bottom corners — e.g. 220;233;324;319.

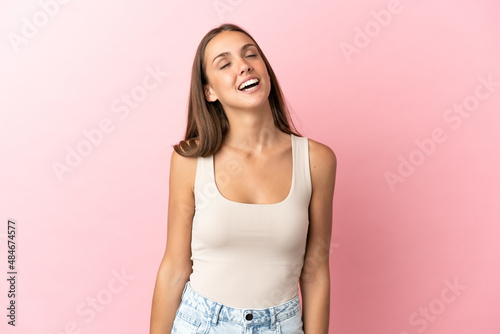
174;23;300;157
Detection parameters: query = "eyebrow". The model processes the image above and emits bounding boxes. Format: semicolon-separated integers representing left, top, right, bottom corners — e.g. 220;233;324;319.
212;43;257;63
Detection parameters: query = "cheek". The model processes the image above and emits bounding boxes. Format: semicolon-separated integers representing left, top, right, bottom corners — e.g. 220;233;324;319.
223;75;235;87
263;70;271;89
217;76;236;94
209;76;232;94
259;65;271;82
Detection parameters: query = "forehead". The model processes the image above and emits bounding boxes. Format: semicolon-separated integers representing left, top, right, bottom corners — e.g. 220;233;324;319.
204;31;255;60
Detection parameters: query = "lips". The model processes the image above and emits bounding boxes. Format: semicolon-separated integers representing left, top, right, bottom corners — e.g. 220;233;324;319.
238;78;260;91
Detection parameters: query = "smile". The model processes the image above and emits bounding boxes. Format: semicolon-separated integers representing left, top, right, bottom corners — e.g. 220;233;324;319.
238;78;260;91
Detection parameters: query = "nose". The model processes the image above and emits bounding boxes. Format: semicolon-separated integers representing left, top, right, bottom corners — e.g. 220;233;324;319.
239;59;252;75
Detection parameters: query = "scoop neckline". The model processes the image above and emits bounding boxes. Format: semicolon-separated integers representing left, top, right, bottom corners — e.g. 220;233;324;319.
211;134;295;206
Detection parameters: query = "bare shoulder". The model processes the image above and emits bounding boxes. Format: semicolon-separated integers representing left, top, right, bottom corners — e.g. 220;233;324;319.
170;148;198;165
170;149;198;191
305;138;337;196
307;138;337;174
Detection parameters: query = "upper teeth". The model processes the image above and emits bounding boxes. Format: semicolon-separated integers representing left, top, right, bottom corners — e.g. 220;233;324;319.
239;78;259;90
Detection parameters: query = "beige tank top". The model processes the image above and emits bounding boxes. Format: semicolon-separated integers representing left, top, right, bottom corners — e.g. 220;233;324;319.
188;134;312;308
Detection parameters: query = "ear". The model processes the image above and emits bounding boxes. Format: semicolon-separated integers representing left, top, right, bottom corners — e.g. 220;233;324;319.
204;85;218;102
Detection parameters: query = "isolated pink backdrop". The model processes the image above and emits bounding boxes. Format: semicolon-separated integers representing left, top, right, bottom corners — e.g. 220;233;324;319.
1;0;499;333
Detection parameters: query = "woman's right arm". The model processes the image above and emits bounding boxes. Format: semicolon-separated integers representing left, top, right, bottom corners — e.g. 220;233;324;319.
150;150;197;334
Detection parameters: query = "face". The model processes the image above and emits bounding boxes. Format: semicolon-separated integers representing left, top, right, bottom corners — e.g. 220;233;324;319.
203;31;271;112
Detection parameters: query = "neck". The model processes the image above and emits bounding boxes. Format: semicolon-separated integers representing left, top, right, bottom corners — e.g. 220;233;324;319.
222;103;285;154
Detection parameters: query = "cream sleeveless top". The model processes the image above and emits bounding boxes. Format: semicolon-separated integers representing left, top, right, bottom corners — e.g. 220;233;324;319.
188;134;312;308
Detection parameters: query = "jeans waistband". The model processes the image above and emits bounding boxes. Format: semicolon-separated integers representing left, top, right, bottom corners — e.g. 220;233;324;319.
180;281;301;327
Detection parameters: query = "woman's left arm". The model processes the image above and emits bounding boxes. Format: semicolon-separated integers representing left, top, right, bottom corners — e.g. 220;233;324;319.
299;139;337;334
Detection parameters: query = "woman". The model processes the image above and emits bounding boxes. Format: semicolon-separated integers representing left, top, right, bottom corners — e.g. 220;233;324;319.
150;23;336;333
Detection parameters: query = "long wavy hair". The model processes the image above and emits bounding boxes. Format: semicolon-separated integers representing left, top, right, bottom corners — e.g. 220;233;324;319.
174;23;300;157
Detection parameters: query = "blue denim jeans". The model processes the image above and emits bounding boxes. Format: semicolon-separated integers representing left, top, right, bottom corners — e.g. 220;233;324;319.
172;281;304;333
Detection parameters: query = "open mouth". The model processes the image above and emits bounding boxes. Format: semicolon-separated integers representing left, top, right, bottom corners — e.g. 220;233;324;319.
238;78;260;91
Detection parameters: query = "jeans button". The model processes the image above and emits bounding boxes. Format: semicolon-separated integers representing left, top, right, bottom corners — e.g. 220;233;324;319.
245;313;253;320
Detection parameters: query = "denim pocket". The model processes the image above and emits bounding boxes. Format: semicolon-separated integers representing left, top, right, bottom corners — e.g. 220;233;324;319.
172;302;202;334
276;309;304;334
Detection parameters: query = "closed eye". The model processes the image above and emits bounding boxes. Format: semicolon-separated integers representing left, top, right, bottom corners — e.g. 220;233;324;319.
220;63;230;69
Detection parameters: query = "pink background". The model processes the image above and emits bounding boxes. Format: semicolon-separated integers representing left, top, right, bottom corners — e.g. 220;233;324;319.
1;0;499;333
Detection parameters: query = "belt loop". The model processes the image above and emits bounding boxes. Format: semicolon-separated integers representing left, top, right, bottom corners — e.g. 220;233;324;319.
270;306;276;330
211;303;222;326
